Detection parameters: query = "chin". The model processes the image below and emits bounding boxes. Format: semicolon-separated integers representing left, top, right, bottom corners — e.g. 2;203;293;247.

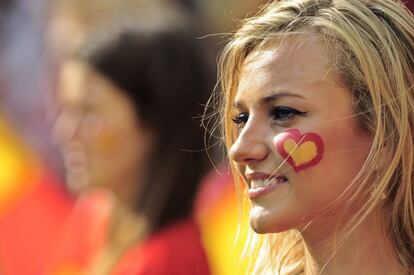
249;209;294;234
250;220;293;234
249;215;284;234
250;222;267;234
249;205;294;234
66;176;87;195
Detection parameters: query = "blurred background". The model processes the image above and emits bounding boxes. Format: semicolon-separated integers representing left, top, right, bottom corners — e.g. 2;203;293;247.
0;0;266;274
0;0;412;275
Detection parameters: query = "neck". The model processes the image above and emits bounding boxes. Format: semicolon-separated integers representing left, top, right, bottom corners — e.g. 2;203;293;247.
300;210;406;275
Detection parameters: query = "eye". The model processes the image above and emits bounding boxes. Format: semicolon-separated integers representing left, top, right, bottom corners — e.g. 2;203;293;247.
232;112;249;125
270;106;307;122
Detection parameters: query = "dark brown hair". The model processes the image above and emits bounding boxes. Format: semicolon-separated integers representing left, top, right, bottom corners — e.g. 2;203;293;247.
77;16;214;232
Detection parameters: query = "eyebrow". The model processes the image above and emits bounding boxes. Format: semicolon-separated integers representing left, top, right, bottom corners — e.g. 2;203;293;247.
261;90;306;104
233;90;306;108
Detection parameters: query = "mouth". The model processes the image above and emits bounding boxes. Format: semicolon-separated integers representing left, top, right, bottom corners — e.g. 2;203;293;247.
62;143;88;174
63;150;88;173
245;172;288;199
250;176;287;188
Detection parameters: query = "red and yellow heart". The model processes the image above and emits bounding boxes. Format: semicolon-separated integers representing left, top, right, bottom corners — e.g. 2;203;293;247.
274;129;324;172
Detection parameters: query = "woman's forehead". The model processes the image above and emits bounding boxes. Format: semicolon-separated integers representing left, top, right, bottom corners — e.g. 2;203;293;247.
237;35;336;91
242;35;334;74
230;33;355;116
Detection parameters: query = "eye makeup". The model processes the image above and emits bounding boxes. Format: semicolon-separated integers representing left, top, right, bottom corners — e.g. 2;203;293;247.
231;112;249;125
270;106;307;122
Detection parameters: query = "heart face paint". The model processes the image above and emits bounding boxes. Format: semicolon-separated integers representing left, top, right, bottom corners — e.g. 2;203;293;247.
273;129;324;172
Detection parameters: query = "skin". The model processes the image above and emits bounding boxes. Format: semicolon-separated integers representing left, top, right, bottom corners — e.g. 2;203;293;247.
52;60;154;207
230;34;372;234
229;35;405;274
273;128;324;172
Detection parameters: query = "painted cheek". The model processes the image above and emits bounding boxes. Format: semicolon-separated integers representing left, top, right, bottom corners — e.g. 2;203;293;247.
94;131;120;153
273;129;324;172
78;115;118;153
81;124;120;154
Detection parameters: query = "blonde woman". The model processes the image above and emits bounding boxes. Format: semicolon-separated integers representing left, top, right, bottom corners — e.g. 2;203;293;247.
216;0;414;274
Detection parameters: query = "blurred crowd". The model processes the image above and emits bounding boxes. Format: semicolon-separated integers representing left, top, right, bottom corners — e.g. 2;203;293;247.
0;0;412;275
0;0;265;274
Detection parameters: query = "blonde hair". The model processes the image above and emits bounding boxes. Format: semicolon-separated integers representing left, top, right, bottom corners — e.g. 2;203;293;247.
217;0;414;273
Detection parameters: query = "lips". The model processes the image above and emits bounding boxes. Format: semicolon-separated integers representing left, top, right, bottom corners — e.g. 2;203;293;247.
245;172;288;199
62;143;88;173
63;150;88;173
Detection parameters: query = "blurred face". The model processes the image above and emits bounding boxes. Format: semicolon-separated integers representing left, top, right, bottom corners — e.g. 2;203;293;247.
52;60;153;203
229;35;372;235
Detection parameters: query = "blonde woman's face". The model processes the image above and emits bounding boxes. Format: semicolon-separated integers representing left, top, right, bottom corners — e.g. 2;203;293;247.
229;35;372;234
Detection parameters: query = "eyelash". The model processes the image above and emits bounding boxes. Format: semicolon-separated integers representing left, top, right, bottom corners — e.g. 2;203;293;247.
231;107;307;126
270;106;307;122
231;112;249;125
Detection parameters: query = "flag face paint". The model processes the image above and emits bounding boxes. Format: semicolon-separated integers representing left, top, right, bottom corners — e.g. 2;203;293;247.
273;129;324;172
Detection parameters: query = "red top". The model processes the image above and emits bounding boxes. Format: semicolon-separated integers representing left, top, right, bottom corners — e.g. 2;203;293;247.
0;172;73;275
43;189;114;275
112;218;210;275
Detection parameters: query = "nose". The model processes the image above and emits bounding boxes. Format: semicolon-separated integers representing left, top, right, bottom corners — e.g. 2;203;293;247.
51;109;82;146
229;120;269;165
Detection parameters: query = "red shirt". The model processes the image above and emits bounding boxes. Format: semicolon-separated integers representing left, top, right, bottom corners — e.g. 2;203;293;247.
112;218;210;275
0;172;73;275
